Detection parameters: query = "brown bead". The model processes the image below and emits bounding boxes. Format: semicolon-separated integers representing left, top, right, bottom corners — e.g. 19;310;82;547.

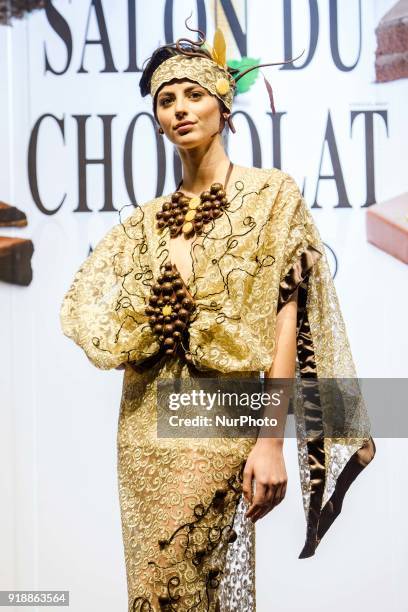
210;183;223;194
216;189;226;198
174;320;186;331
163;337;175;348
153;323;162;334
173;330;181;338
157;314;164;322
164;262;173;271
182;297;194;310
212;199;220;208
194;212;203;221
201;191;211;200
178;308;189;321
202;202;211;211
161;282;172;295
162;202;172;211
163;316;172;323
210;194;217;201
157;220;165;229
172;191;183;202
168;216;175;224
179;196;189;206
152;283;161;294
155;211;163;219
175;289;186;300
145;305;154;315
173;278;183;291
176;214;184;225
163;324;174;336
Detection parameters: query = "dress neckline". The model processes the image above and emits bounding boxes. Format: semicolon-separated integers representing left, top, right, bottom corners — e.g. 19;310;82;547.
163;165;247;292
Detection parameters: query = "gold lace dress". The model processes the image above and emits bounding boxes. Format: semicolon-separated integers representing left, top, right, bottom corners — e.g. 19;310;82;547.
60;166;375;611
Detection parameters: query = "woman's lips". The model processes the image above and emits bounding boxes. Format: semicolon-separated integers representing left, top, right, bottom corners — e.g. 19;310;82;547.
175;123;195;133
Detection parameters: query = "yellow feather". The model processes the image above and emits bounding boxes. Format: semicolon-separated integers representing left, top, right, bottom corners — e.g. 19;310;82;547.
212;28;226;67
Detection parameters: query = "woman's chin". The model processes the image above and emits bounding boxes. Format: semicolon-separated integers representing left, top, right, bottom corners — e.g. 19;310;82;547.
172;133;212;149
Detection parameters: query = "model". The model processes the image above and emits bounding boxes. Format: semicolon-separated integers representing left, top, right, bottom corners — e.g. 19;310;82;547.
60;23;375;612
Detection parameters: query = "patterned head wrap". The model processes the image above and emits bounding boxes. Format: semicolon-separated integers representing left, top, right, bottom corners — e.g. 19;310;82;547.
150;54;236;112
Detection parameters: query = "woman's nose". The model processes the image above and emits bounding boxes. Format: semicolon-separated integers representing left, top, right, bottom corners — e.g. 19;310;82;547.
174;96;187;117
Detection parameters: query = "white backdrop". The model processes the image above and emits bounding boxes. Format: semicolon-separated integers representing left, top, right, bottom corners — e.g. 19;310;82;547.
1;1;407;611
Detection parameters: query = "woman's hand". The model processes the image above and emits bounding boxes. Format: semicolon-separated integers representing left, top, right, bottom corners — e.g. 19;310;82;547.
243;439;287;523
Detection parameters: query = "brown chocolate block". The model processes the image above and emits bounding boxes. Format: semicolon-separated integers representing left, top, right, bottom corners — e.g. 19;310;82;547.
0;236;34;286
0;201;28;227
375;0;408;82
366;192;408;264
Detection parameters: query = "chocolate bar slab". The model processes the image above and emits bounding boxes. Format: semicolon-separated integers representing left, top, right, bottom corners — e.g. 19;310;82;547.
375;0;408;82
366;192;408;264
0;236;34;286
0;201;28;227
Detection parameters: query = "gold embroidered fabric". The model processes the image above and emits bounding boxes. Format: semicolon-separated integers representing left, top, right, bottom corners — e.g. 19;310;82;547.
60;166;375;610
150;55;235;111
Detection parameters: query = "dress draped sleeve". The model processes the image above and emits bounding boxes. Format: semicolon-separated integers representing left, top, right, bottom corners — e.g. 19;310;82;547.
60;206;159;370
272;173;376;558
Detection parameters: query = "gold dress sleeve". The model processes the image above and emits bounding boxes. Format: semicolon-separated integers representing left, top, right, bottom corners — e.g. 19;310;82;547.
60;206;159;369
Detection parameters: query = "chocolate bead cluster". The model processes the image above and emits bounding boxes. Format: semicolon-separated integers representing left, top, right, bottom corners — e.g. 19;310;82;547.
145;262;195;360
155;182;229;238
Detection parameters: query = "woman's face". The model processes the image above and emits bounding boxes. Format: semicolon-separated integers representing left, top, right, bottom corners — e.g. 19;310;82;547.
155;79;223;148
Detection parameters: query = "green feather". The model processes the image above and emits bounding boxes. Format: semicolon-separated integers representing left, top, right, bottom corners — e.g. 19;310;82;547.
228;57;260;94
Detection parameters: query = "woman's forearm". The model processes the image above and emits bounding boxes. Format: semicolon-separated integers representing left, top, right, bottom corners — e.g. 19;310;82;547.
257;288;298;446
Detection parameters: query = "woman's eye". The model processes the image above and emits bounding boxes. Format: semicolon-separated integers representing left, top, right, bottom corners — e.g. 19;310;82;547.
160;98;172;106
190;92;203;99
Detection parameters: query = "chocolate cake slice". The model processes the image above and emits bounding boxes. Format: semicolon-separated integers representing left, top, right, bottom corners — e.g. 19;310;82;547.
0;236;34;285
0;201;28;227
375;0;408;82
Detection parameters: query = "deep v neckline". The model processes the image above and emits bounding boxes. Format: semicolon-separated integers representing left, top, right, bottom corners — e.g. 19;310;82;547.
164;164;242;292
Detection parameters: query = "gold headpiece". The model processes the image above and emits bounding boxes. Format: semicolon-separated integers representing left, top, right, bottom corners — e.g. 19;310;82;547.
150;52;236;111
145;18;304;117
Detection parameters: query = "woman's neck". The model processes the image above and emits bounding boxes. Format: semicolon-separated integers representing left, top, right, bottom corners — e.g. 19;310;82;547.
177;137;231;195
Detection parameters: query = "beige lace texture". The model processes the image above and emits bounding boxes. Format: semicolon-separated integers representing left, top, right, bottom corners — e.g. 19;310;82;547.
150;55;235;111
60;166;375;610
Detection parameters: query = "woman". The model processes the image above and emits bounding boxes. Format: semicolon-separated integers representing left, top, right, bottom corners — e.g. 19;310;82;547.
61;25;375;612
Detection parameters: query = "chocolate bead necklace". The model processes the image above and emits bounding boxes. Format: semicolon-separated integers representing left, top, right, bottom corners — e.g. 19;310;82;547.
145;261;195;360
155;161;234;239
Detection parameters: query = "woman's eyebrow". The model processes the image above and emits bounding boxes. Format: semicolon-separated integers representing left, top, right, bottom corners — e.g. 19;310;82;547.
158;85;204;98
